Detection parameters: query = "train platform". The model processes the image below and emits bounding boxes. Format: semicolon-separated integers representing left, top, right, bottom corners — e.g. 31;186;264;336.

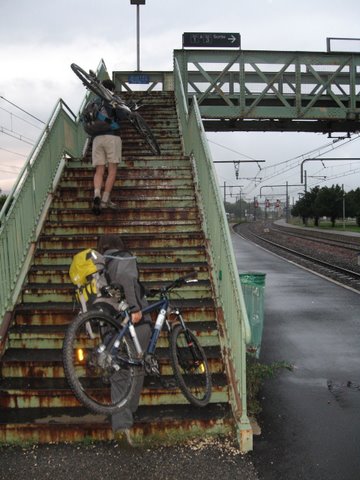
274;218;360;238
232;228;360;479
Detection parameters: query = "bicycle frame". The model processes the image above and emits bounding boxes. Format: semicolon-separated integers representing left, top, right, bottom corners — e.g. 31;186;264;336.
87;72;136;115
103;296;184;368
63;271;212;413
87;274;199;373
71;63;160;156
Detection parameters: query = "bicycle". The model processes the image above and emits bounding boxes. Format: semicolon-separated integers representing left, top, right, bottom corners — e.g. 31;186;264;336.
71;63;161;156
62;273;212;415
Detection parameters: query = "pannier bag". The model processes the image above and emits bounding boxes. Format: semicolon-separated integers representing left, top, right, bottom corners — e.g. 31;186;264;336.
69;248;108;313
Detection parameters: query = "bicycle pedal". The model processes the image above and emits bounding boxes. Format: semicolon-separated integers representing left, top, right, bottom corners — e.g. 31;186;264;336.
160;378;177;389
145;365;159;376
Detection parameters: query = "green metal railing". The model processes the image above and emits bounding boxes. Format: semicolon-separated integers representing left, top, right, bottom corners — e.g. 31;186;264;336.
0;101;82;325
0;60;109;331
174;58;253;452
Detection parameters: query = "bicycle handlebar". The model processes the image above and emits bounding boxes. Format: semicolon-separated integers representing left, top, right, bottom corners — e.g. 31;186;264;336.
147;272;198;298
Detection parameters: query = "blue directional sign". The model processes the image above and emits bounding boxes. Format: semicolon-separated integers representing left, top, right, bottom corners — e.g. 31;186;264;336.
183;32;241;48
128;74;150;84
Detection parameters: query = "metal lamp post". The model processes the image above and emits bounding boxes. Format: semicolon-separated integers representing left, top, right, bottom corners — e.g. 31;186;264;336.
130;0;146;71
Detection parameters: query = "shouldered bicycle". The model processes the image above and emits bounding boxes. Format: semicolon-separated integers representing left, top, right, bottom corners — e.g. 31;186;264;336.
62;273;212;415
71;62;161;156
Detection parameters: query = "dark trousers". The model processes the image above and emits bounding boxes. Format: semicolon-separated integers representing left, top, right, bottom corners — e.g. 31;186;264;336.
110;322;152;431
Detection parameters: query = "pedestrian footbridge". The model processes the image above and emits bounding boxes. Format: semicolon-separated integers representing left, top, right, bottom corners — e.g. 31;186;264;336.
0;47;359;452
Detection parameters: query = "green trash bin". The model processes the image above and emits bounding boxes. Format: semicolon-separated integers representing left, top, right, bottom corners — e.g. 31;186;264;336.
239;272;266;358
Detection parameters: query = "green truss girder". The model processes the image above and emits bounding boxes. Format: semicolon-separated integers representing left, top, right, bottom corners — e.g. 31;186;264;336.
174;49;360;132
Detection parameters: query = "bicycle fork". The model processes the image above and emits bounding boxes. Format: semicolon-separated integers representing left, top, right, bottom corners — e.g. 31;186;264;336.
172;308;206;373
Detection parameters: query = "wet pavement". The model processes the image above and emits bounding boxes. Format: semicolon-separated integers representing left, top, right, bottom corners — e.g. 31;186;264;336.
232;229;360;480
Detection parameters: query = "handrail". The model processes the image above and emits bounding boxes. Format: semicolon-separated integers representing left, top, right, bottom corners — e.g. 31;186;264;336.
0;100;82;326
0;100;76;219
174;58;252;452
0;60;109;332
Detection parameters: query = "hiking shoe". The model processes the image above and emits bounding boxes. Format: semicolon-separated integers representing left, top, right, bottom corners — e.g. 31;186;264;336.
113;428;135;447
101;200;118;210
92;196;101;215
124;428;135;447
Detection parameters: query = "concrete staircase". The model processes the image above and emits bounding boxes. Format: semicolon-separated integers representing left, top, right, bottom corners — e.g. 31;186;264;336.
0;91;234;444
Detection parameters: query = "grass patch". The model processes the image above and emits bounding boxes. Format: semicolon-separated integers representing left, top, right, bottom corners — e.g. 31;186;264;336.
290;218;360;233
246;355;293;416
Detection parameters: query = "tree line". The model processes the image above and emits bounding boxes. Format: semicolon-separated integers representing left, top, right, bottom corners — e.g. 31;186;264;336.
0;189;7;211
291;184;360;227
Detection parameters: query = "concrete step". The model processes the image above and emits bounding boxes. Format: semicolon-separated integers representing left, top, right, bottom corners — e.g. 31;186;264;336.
21;281;213;303
0;403;234;445
7;320;220;349
13;299;216;326
37;232;206;250
0;373;229;409
42;221;202;236
1;346;223;378
46;207;200;223
33;246;206;266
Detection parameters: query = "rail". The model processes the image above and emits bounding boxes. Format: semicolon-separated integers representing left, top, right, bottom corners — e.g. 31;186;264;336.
0;101;81;333
174;58;252;452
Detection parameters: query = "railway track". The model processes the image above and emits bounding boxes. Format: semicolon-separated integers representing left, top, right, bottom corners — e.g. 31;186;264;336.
271;224;360;252
234;222;360;292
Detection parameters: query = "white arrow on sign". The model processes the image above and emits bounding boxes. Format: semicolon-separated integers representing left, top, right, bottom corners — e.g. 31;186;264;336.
228;34;236;43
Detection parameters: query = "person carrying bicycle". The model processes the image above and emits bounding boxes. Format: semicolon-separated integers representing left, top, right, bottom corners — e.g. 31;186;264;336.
97;234;152;438
82;79;127;215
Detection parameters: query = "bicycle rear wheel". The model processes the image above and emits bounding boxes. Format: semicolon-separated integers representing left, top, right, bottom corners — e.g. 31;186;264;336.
70;63;112;103
128;111;161;156
62;311;140;415
170;324;212;407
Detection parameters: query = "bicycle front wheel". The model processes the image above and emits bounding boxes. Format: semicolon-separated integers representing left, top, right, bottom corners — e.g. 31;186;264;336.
70;63;112;103
170;324;212;407
62;311;139;415
128;111;161;156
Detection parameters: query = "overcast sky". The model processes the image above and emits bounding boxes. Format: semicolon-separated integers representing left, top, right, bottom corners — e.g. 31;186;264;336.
1;0;360;204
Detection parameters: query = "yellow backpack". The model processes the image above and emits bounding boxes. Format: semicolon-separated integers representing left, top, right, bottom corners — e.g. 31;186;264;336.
69;249;108;312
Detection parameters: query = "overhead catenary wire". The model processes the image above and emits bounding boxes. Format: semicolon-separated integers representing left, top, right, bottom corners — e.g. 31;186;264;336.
0;106;43;130
0;167;22;174
209;133;360;198
0;95;45;124
0;146;27;157
0;126;35;145
0;97;42;162
243;135;360;195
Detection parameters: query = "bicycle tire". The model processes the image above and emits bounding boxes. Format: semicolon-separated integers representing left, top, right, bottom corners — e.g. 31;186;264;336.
70;63;112;103
128;111;161;156
170;323;212;407
62;310;140;415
